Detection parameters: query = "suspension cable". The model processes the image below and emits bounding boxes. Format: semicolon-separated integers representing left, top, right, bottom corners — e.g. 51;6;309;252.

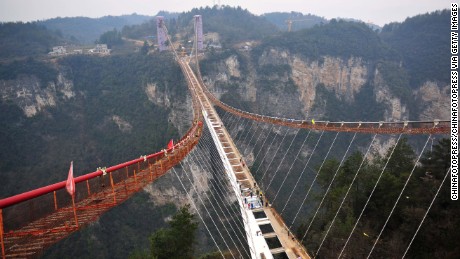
228;113;244;137
242;120;263;155
192;141;249;230
234;118;252;145
192;129;249;256
402;167;451;258
197;128;250;225
265;128;301;191
366;134;432;258
251;123;276;174
196;128;256;256
338;133;403;258
316;133;379;256
185;146;249;258
259;127;292;189
172;167;225;258
273;129;312;203
301;132;357;243
239;119;256;154
178;156;236;258
255;125;284;181
290;131;340;228
280;130;325;215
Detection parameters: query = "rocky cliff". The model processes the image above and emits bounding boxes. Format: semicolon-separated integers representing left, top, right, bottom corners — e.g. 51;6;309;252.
0;72;75;117
202;49;448;122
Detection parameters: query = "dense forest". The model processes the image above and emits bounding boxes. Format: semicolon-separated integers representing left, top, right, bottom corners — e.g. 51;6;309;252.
0;22;62;58
298;138;456;258
261;11;327;31
253;19;397;62
380;10;450;85
39;14;153;44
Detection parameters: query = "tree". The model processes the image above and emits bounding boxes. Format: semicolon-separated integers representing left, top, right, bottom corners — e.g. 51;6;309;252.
140;41;149;55
97;28;123;48
150;205;198;259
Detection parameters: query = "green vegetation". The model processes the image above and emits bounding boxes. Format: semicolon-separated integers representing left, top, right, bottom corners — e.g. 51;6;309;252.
261;12;326;31
253;19;397;61
312;83;385;121
40;14;153;43
177;6;278;46
297;138;457;258
149;205;198;258
0;22;61;58
97;29;123;47
380;10;450;85
121;12;180;40
128;205;198;259
0;58;58;86
0;52;187;198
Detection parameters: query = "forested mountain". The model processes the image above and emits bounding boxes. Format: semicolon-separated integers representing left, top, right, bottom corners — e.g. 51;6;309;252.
380;9;450;85
0;22;62;58
39;14;153;43
254;19;396;61
0;53;185;197
177;6;278;46
122;6;278;47
261;11;327;31
121;11;180;40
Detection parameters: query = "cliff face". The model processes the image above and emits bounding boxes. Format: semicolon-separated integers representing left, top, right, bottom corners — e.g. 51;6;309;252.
0;72;75;117
1;56;212;258
414;81;450;121
202;48;448;122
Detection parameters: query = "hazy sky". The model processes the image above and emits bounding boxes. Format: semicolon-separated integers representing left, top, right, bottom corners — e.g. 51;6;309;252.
0;0;453;26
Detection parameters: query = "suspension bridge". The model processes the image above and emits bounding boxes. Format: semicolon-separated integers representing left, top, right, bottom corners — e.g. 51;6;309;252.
0;17;451;259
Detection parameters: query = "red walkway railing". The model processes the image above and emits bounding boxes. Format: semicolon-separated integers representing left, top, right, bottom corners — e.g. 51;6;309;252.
0;120;202;259
0;47;206;258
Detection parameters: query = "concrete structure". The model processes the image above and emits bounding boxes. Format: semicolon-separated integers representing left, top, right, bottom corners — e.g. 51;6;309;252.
194;15;204;51
90;44;110;55
48;46;66;56
156;16;168;51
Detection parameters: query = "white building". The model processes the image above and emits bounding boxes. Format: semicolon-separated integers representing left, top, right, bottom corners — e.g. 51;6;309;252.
48;46;66;56
90;44;111;55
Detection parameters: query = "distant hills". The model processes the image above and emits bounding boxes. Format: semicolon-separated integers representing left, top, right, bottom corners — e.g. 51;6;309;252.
261;11;327;31
38;14;154;44
0;8;387;59
0;22;61;59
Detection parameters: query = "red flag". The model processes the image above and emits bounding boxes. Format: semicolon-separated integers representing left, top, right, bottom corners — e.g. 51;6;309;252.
66;161;75;196
167;139;174;149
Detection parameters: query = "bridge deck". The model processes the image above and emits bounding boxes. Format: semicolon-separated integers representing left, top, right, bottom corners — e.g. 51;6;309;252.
180;59;310;259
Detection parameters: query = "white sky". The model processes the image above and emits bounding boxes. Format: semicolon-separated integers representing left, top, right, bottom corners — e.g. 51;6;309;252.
0;0;453;26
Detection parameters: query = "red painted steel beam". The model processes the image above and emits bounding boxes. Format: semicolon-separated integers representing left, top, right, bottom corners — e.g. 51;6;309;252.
0;149;173;209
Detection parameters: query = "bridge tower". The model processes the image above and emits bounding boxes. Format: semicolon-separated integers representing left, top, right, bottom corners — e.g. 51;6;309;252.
156;16;168;51
194;15;204;51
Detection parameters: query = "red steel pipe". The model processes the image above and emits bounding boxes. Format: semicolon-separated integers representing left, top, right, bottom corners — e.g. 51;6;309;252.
0;150;170;209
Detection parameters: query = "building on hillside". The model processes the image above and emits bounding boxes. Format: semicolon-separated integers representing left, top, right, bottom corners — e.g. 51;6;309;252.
89;44;111;55
48;46;67;56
